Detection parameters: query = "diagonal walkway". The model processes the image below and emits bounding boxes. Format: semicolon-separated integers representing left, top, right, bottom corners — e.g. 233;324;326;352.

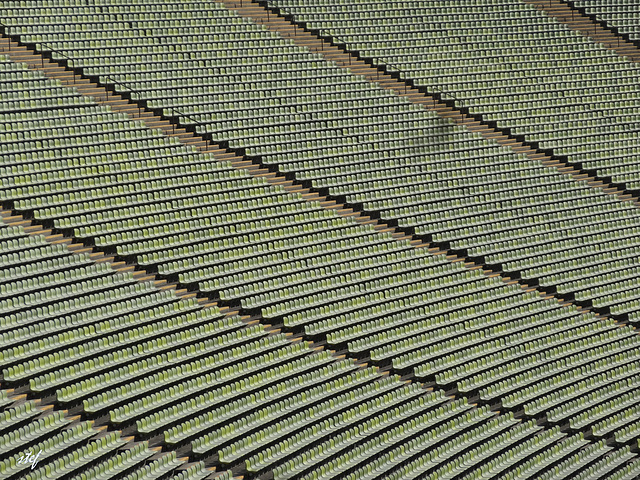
216;0;637;326
525;0;640;61
221;0;638;207
2;7;633;326
2;19;639;476
0;208;233;480
0;35;502;480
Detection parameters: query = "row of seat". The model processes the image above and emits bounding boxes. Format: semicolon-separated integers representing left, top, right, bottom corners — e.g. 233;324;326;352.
1;418;101;478
2;219;632;478
0;221;507;478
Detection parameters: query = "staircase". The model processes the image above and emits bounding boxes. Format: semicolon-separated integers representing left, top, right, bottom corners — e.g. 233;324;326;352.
525;0;640;62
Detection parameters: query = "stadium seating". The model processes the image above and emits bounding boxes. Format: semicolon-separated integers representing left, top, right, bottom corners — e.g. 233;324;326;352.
0;34;640;475
3;2;640;327
573;446;637;480
2;1;640;478
0;395;235;480
1;414;109;479
4;212;606;479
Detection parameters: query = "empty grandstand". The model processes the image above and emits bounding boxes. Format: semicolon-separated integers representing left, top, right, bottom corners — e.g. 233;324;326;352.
1;0;640;479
